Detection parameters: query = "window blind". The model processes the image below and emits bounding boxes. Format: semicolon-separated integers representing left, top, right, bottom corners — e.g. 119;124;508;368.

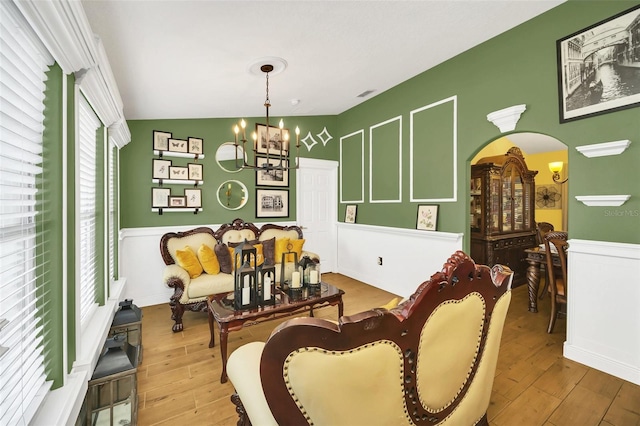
108;141;116;282
78;95;101;325
0;2;53;423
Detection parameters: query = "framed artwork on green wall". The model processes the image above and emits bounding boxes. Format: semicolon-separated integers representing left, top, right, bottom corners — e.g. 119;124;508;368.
345;205;357;224
416;205;438;231
557;4;640;122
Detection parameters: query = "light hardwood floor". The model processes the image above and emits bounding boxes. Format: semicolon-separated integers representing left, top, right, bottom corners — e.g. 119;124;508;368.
137;273;640;425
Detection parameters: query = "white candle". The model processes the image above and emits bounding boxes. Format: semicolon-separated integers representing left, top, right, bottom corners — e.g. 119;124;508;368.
291;271;301;288
310;270;319;284
264;276;271;299
242;286;250;305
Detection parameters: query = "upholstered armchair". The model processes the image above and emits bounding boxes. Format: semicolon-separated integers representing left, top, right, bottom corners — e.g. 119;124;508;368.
227;251;513;426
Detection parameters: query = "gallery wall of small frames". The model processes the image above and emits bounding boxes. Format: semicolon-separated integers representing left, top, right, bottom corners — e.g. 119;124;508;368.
151;130;205;214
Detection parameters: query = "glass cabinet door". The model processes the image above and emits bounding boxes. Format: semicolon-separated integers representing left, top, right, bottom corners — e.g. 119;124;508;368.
514;173;524;231
501;165;513;232
489;176;500;233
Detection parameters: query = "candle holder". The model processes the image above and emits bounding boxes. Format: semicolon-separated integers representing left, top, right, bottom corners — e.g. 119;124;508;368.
233;240;258;311
279;242;300;289
257;262;276;306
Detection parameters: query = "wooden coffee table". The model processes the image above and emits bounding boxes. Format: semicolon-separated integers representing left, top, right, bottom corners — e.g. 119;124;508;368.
208;282;345;383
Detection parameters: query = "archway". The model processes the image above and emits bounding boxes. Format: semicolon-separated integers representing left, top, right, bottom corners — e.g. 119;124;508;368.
467;132;568;288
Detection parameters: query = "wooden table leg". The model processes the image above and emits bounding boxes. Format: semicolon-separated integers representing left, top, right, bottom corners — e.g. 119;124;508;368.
338;297;344;317
208;305;216;348
220;325;229;383
526;259;540;313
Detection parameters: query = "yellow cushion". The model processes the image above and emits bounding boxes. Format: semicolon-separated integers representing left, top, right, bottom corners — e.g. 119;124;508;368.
379;297;402;311
274;238;290;263
197;244;220;275
275;238;306;263
176;246;203;278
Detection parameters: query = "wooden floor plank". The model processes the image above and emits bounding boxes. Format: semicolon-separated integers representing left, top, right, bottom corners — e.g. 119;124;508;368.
136;273;640;425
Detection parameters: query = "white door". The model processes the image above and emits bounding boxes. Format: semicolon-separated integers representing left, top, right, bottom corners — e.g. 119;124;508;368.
296;158;338;272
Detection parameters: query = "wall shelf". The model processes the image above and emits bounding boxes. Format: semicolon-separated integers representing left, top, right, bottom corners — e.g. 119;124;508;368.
153;150;205;159
152;179;203;186
151;208;202;213
575;195;630;207
575;140;631;158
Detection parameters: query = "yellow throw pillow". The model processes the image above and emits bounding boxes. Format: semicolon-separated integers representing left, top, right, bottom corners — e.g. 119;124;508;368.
274;238;290;264
197;244;220;275
176;246;203;278
379;296;402;311
289;239;305;261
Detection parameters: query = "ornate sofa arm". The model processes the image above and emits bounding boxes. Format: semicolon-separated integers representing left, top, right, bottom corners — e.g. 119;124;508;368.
163;264;191;332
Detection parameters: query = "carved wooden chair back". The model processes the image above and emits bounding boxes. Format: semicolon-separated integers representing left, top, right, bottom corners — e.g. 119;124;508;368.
257;251;513;425
544;231;568;333
536;222;555;245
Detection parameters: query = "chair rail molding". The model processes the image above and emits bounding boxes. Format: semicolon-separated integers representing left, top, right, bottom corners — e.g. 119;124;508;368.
575;140;631;158
486;104;526;133
575;195;631;207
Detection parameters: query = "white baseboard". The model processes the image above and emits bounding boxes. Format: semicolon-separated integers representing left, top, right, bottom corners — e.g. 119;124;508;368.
564;342;640;386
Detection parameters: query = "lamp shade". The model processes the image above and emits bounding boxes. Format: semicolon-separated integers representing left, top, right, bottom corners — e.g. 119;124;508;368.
548;161;563;174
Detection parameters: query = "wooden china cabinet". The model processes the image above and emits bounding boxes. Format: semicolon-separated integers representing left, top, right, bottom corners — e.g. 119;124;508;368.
470;147;538;287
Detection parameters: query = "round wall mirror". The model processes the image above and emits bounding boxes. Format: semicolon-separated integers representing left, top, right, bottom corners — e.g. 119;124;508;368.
217;180;248;210
216;142;245;173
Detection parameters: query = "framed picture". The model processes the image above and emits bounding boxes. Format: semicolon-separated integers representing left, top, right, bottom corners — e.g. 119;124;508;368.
256;189;289;218
188;163;203;181
255;156;289;187
256;123;289;154
152;158;171;179
169;166;189;180
153;130;172;151
151;187;170;208
188;137;203;155
169;196;187;208
557;4;640;122
168;138;188;153
345;205;357;224
416;205;438;231
184;188;202;208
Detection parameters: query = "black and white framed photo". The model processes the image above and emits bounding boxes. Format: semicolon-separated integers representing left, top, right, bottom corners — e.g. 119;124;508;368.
152;158;171;179
169;196;187;208
168;138;188;153
345;205;357;224
187;163;203;181
557;4;640;122
255;156;289;187
184;188;202;208
256;188;289;218
188;137;203;155
255;123;289;155
169;166;189;180
151;187;170;208
153;130;172;151
416;204;439;231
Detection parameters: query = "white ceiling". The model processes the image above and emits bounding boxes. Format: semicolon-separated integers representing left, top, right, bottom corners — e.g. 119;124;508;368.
81;0;565;121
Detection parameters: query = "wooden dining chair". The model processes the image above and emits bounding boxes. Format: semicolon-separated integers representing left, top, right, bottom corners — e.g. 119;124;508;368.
536;222;555;300
544;231;568;333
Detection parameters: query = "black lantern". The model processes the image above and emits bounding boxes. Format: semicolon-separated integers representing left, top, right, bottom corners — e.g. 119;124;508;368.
257;262;276;305
108;299;142;364
280;242;300;289
84;335;139;426
234;240;258;310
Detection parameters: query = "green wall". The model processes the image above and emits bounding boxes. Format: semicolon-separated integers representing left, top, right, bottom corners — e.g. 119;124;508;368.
336;0;640;245
120;1;640;245
121;116;337;228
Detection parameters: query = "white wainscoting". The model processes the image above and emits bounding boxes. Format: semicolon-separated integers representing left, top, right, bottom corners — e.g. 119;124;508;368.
119;221;298;307
564;239;640;386
336;223;464;298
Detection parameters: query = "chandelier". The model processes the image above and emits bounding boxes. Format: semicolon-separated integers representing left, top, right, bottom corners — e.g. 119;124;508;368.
233;64;300;170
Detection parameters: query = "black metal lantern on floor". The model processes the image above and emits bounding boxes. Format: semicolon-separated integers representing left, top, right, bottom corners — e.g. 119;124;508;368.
234;240;258;310
258;262;276;305
84;335;140;426
108;299;142;364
